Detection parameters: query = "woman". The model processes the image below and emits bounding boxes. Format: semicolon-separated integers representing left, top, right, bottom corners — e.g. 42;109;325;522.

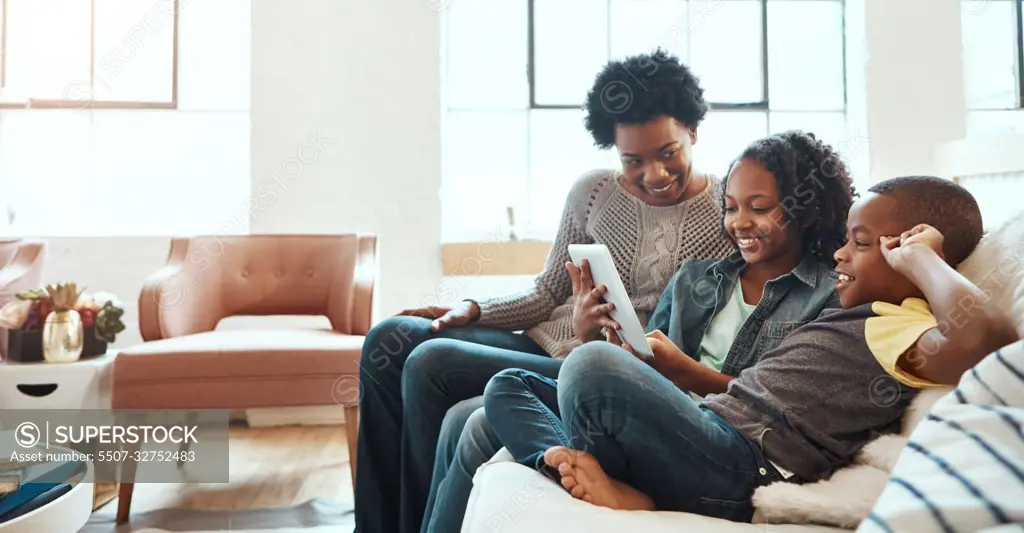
353;50;734;533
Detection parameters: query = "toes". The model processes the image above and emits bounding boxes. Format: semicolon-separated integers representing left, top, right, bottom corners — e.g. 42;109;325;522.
544;446;573;468
558;463;573;477
571;485;586;499
561;474;577;491
582;493;594;504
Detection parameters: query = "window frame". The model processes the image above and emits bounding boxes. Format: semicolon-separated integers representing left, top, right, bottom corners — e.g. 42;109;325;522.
0;0;179;110
525;0;848;113
1016;0;1024;108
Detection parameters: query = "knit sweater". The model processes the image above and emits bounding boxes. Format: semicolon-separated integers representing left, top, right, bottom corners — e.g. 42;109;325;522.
475;169;735;359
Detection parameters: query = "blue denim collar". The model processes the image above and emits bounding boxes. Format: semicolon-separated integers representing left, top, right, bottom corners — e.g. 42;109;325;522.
706;250;821;289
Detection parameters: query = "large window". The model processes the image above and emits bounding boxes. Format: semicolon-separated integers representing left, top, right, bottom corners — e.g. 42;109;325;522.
0;0;179;109
442;0;850;242
0;0;250;236
960;0;1024;111
961;0;1024;137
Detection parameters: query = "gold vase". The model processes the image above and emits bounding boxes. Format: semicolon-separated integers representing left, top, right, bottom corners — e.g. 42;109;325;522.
43;309;84;363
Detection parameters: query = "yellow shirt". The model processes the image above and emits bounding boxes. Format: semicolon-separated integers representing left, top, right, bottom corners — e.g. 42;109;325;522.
865;297;943;388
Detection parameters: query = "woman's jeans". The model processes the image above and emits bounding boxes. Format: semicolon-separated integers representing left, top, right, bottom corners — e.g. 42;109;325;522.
353;316;562;533
483;341;784;523
421;400;503;533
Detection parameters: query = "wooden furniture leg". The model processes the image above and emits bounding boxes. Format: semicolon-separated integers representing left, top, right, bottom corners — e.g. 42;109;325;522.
116;438;142;524
116;482;135;524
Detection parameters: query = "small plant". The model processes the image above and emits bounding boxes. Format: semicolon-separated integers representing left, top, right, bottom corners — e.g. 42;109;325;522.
95;301;126;343
1;284;126;343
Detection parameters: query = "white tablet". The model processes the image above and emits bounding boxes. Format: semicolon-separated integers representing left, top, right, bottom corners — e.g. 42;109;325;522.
567;244;654;357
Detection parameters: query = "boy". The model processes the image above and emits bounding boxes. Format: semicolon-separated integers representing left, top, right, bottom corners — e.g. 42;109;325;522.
484;176;1020;521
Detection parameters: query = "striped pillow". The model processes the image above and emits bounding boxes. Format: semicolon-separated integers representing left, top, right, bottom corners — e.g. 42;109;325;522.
858;340;1024;533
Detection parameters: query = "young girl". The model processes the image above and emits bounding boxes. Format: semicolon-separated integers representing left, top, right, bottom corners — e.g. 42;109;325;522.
477;129;857;516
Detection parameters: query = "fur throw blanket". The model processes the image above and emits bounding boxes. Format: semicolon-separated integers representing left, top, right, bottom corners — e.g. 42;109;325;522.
751;387;950;528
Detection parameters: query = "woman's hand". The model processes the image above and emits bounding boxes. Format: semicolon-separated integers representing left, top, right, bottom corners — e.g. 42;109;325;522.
568;260;620;343
398;300;480;332
608;329;703;389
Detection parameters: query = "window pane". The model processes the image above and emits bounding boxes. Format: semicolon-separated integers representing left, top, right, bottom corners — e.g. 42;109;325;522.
693;111;768;176
87;111;250;235
966;109;1024;137
528;110;617;237
0;112;91;233
0;110;249;235
445;0;528;110
768;0;845;110
768;111;847;153
769;111;869;191
688;0;763;103
93;0;175;103
961;0;1018;109
610;0;688;61
4;0;91;101
441;111;529;242
533;0;609;106
178;0;250;110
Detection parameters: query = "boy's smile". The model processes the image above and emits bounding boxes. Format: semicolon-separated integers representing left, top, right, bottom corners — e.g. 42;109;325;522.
833;193;922;308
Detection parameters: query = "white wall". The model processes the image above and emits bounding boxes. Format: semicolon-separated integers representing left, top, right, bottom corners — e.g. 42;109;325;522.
859;0;967;183
249;0;443;320
40;237;171;349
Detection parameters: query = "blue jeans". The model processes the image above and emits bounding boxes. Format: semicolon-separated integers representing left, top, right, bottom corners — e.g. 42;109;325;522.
421;400;503;533
483;342;783;523
353;316;562;533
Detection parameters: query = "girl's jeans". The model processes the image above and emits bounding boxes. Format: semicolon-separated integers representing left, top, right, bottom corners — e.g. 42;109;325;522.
483;341;784;523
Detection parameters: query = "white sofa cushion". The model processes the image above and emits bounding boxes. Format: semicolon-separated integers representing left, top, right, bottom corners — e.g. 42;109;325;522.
462;456;850;533
956;210;1024;336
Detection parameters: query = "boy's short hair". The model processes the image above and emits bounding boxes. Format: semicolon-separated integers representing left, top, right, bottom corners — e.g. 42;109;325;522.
867;176;983;266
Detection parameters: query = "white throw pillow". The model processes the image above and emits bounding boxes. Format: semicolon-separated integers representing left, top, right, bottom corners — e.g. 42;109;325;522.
956;210;1024;336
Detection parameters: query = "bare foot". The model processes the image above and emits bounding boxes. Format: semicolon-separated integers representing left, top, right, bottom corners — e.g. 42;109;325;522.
543;446;654;511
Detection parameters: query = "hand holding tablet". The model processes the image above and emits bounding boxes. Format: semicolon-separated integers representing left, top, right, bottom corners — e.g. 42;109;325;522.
567;244;654;357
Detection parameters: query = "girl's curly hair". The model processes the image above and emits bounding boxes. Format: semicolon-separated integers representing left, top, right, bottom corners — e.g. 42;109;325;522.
723;130;857;265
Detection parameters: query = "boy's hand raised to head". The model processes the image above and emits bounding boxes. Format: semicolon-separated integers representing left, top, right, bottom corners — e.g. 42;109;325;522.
880;224;945;274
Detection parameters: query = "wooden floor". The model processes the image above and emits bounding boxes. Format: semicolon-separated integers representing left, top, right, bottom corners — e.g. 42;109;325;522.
92;424;354;516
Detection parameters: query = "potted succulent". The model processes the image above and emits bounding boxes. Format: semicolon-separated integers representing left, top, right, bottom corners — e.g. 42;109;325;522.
0;284;126;363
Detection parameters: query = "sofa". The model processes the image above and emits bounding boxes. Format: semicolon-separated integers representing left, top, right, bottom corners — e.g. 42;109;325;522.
460;210;1024;533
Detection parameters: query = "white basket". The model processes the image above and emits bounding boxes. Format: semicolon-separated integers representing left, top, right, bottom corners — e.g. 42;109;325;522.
0;450;93;533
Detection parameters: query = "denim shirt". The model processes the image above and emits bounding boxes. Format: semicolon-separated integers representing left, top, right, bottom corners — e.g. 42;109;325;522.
646;251;840;376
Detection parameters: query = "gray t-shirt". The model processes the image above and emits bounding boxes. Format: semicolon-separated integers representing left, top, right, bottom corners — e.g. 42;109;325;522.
704;304;919;482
